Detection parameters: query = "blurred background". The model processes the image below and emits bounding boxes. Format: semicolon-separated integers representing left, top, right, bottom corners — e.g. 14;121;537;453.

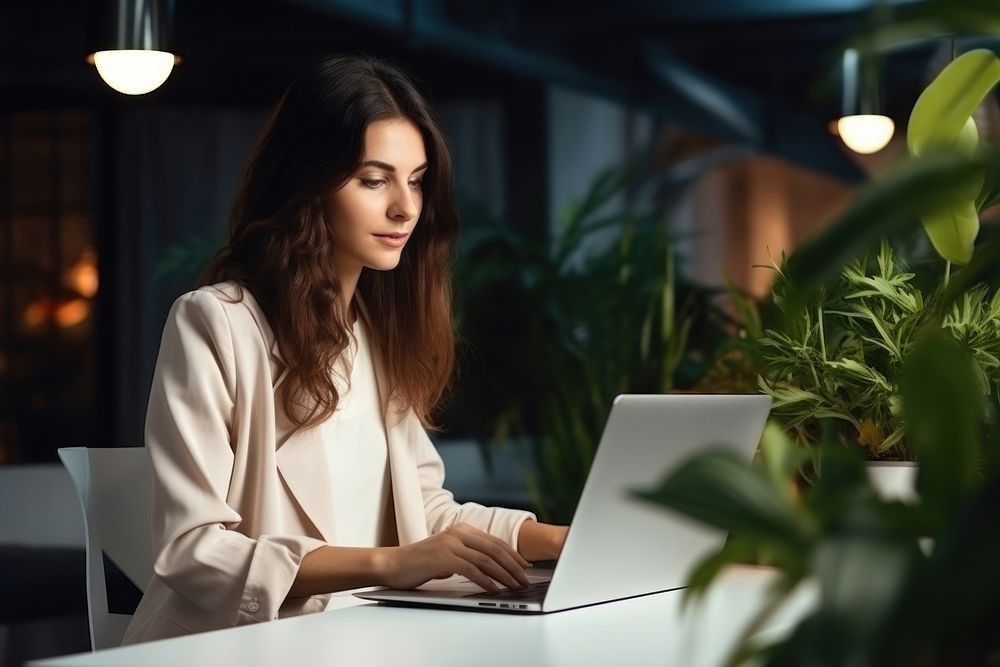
1;0;995;664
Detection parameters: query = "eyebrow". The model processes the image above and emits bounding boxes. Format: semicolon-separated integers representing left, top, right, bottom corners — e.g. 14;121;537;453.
359;160;429;174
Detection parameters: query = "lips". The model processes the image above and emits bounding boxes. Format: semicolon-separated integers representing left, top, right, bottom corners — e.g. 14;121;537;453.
373;232;409;248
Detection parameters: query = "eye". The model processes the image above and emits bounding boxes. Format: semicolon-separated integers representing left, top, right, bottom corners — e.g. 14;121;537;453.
409;179;424;190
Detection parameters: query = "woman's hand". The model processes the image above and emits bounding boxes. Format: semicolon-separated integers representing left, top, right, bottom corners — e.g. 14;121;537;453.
379;522;532;593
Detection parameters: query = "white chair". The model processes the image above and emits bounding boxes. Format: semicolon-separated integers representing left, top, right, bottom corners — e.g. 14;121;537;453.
58;447;154;650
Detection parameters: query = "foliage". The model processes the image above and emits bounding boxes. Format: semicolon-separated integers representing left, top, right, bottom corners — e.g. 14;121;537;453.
693;277;770;396
627;12;1000;655
634;332;1000;666
758;240;1000;460
907;48;1000;264
782;148;998;296
453;151;736;523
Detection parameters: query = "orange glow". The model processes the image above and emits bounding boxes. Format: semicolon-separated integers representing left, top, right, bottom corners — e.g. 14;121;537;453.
22;296;91;329
55;299;89;328
66;247;99;297
747;162;791;299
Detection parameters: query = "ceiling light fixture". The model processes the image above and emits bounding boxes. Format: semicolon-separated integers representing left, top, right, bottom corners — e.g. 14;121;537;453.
86;0;181;96
837;48;895;154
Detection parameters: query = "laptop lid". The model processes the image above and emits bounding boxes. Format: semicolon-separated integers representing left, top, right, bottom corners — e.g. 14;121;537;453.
541;394;770;612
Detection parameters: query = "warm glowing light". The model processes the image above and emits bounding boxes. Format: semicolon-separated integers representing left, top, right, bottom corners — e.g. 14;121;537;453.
89;50;176;95
55;299;90;328
22;297;91;329
837;115;895;154
66;247;99;297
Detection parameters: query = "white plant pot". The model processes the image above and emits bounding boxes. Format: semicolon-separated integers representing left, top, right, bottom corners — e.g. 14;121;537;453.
866;461;919;503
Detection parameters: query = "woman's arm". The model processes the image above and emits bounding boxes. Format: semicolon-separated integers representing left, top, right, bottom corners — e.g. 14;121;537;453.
515;520;569;562
148;291;327;625
288;522;533;597
286;545;388;598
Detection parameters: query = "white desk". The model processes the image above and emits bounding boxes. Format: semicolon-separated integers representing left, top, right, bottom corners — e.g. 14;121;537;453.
30;567;815;667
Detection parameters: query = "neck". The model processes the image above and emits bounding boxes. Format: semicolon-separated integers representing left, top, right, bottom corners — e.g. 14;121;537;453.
334;259;362;326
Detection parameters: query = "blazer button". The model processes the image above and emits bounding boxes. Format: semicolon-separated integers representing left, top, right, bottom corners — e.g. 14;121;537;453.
247;601;260;613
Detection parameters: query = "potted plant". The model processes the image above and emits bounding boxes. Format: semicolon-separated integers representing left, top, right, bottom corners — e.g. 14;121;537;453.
634;327;1000;665
756;239;1000;499
753;46;1000;501
627;22;1000;663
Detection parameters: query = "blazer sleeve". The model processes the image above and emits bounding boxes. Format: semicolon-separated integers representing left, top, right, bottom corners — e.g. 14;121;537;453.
412;414;537;552
145;290;327;626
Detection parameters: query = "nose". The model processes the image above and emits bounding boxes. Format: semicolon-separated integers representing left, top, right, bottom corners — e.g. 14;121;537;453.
389;185;419;222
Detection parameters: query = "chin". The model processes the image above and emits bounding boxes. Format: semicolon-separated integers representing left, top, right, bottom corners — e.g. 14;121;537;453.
366;255;404;271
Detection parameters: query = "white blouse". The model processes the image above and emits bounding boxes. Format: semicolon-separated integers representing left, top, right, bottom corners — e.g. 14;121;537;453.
321;316;397;549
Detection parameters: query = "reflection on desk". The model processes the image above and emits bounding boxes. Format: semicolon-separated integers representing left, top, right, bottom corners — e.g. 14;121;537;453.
30;566;817;667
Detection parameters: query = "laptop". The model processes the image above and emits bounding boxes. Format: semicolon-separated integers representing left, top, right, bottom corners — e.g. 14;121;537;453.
356;394;771;613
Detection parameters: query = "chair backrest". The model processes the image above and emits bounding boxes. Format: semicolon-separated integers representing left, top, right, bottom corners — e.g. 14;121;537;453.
58;447;154;650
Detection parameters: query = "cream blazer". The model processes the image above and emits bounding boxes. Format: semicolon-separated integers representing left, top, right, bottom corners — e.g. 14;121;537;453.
121;281;536;645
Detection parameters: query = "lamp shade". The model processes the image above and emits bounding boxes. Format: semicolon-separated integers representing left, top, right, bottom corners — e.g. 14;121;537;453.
87;0;178;95
837;114;895;154
837;47;894;154
91;50;176;95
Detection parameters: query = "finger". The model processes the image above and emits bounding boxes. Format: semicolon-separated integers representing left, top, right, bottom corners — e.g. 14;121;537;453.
496;533;532;569
460;532;531;586
456;545;525;591
453;559;501;594
453;524;531;570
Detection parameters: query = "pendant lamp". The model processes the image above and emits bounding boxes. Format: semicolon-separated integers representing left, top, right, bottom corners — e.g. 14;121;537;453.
86;0;181;95
836;48;895;154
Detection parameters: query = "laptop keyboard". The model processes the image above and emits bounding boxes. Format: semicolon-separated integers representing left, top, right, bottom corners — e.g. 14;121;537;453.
466;580;550;600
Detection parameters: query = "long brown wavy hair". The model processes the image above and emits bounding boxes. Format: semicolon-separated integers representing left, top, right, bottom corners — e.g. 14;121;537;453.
200;54;458;433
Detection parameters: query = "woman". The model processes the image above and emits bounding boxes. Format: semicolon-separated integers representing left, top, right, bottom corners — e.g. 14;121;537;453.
122;54;568;645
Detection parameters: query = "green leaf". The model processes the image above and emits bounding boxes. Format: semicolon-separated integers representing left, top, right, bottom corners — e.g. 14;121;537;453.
942;233;1000;306
827;358;892;392
918;194;980;266
681;538;758;608
907;50;1000;157
631;450;812;548
869;476;1000;665
784;150;990;297
907;48;1000;264
766;536;919;666
806;437;870;517
875;427;906;455
759;422;810;505
902;331;982;532
758;377;823;408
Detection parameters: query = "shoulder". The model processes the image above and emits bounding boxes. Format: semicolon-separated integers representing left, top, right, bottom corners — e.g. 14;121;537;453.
192;280;251;315
187;281;268;329
166;281;274;356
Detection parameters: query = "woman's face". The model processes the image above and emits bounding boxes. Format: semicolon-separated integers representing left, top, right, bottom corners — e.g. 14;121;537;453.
325;117;428;278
